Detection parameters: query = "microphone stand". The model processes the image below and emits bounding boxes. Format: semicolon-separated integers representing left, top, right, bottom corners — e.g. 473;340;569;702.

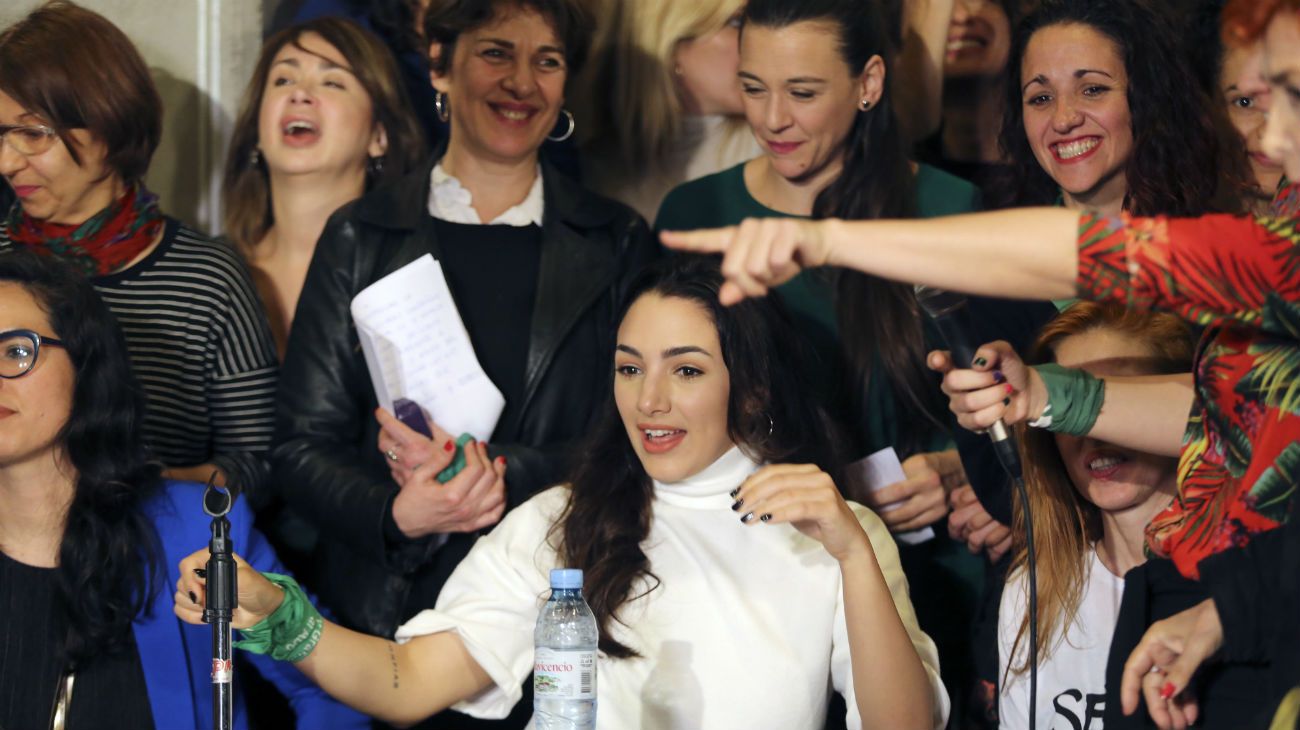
202;473;238;730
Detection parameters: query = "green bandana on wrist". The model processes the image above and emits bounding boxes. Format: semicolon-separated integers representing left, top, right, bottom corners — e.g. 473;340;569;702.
233;572;323;663
1028;363;1106;436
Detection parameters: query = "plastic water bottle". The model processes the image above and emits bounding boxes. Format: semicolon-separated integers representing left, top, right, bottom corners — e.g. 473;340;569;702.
534;568;598;729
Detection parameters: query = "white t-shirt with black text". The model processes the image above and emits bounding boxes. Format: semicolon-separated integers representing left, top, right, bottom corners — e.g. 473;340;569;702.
998;548;1125;730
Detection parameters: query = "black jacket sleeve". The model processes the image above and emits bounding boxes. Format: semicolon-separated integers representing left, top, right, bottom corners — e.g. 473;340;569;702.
272;209;403;567
486;214;661;507
1199;515;1297;665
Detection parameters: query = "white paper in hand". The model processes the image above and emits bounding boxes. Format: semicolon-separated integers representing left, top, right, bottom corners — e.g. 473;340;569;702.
350;254;505;441
844;447;935;545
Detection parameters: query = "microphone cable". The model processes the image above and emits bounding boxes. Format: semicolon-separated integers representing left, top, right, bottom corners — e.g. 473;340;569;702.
913;285;1038;730
991;438;1037;730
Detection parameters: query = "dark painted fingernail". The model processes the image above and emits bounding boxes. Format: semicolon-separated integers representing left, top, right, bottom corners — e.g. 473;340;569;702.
1160;682;1176;700
741;511;755;523
193;568;207;579
1003;397;1011;406
731;498;743;511
973;356;988;367
729;487;740;498
189;591;198;604
993;370;1006;383
760;513;772;522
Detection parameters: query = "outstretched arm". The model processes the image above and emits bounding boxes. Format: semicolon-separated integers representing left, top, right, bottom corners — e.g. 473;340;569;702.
174;551;493;726
660;211;1080;305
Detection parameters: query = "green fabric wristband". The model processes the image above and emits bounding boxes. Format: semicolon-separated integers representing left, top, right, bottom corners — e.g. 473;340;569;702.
436;433;477;483
1029;363;1106;436
233;572;324;663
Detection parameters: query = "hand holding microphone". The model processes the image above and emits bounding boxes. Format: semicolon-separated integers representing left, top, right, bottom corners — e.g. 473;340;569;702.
926;341;1046;433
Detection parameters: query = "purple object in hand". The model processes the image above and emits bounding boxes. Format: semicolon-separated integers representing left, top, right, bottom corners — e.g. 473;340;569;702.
393;398;432;438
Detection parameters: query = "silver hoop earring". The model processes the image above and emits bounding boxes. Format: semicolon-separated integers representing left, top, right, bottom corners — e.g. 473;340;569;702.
435;91;449;123
547;109;575;142
765;413;775;438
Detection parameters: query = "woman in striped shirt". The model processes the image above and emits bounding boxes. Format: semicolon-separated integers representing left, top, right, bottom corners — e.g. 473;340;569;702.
0;3;278;503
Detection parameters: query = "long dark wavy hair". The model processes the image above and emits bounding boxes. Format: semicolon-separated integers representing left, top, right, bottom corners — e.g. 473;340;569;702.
555;257;843;657
742;0;948;457
997;0;1248;215
0;252;163;667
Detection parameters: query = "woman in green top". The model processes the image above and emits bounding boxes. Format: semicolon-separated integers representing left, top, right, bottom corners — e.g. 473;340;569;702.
655;0;989;719
656;0;979;466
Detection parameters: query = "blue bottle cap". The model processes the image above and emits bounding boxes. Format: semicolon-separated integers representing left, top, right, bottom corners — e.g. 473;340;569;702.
550;568;583;590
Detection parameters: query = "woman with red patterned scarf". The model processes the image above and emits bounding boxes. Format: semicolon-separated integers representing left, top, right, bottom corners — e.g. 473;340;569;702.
0;3;278;503
661;0;1300;727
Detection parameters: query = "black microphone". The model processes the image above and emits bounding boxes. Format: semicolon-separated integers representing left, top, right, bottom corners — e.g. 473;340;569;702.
916;285;1038;730
914;285;1022;480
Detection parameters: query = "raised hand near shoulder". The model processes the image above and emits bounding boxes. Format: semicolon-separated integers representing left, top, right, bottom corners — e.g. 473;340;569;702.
731;463;871;563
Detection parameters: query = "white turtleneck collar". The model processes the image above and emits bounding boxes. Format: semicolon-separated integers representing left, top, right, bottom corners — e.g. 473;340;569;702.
652;446;760;509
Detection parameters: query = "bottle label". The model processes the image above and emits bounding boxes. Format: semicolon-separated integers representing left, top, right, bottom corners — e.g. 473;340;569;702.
533;648;596;700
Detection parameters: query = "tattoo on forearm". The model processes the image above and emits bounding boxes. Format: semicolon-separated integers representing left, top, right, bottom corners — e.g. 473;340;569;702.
388;643;399;689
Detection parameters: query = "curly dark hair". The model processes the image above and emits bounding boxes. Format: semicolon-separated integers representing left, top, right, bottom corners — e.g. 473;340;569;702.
555;256;843;657
997;0;1247;215
0;252;162;667
423;0;592;77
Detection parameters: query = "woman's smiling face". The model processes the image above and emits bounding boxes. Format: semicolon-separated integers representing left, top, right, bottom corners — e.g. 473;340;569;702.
1019;22;1133;210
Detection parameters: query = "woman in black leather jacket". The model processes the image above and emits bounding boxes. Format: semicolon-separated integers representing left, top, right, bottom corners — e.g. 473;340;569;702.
271;0;657;675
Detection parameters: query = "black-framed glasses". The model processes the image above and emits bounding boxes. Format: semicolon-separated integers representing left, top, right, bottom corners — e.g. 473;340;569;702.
0;329;65;379
0;124;58;156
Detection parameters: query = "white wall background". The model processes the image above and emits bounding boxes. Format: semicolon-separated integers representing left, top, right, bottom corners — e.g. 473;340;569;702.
0;0;271;234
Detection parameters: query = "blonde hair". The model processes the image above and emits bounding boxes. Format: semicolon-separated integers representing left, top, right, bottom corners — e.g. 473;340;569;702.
573;0;744;169
1005;301;1194;679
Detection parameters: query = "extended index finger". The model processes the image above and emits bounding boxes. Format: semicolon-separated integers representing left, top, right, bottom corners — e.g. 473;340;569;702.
659;226;737;254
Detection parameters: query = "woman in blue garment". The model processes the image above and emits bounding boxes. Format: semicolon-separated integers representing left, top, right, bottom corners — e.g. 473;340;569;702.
0;251;365;730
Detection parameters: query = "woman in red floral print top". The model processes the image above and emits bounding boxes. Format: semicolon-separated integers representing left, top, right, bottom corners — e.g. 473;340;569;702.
660;1;1300;726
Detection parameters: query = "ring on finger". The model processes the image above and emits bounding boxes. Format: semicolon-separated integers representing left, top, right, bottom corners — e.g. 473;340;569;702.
385;448;400;462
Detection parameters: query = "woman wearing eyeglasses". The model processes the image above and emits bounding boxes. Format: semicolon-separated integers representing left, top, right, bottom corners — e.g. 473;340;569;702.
0;3;278;505
0;252;366;729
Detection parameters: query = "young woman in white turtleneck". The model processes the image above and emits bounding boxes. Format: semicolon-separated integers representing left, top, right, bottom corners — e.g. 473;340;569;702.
174;259;947;729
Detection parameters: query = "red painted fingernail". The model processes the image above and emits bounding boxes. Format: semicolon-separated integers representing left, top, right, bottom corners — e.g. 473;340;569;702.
1160;682;1176;700
496;456;506;466
1004;383;1014;395
444;440;454;452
